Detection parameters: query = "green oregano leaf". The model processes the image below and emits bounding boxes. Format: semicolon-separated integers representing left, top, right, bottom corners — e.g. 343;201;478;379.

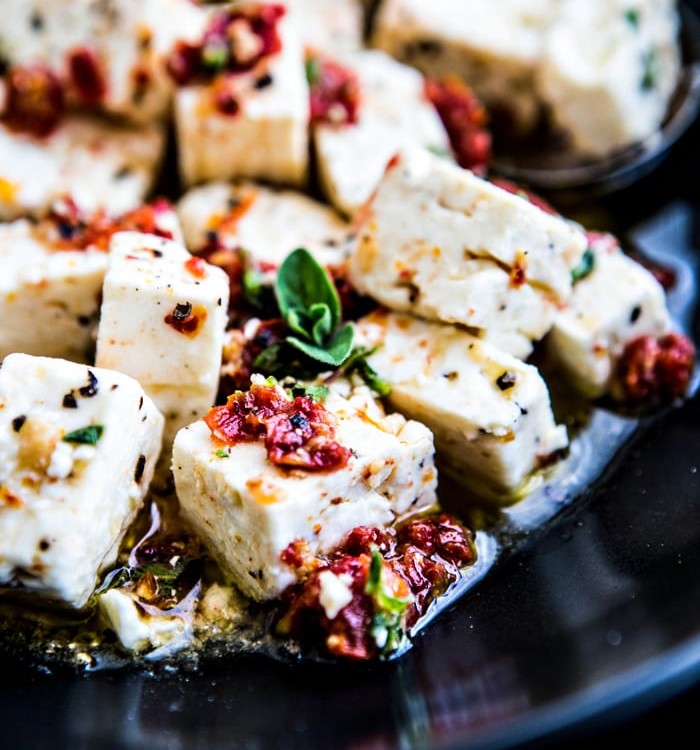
63;424;103;445
571;247;595;283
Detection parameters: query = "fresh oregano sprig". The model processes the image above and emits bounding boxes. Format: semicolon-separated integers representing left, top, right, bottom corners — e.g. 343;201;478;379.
275;247;355;367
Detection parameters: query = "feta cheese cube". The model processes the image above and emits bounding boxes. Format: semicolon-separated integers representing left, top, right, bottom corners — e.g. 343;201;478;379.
355;309;568;499
545;233;672;397
177;181;352;269
95;232;230;443
0;202;183;362
372;0;557;133
312;50;451;216
0;115;166;221
172;381;437;600
0;0;208;123
173;6;309;187
538;0;681;156
348;147;587;358
0;353;164;609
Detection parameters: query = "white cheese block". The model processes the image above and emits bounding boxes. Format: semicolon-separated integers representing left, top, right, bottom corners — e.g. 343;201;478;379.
177;181;352;269
0;114;166;221
313;49;451;217
0;353;163;609
172;380;438;600
174;8;309;187
0;204;183;362
545;233;672;397
538;0;681;156
95;232;230;443
348;147;587;358
355;309;568;499
0;0;208;123
371;0;557;133
289;0;363;54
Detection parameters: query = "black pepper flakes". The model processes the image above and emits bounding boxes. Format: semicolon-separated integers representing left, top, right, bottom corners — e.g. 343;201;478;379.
30;11;44;31
79;370;99;397
138;396;144;410
134;454;146;483
171;302;193;321
11;415;26;432
62;393;78;409
496;371;517;391
38;539;50;551
254;73;273;89
629;305;642;323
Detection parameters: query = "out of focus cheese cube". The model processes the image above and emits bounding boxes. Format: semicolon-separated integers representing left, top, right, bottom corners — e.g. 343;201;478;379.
173;5;309;187
312;50;451;216
177;181;352;269
172;379;437;600
348;147;587;358
0;114;166;221
372;0;556;133
290;0;363;54
538;0;681;157
95;232;230;442
545;232;672;397
0;201;183;362
355;309;568;499
0;0;208;123
0;353;163;609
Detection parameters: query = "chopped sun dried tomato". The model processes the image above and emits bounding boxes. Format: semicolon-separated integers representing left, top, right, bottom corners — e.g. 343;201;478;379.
3;64;65;137
205;381;350;471
167;3;285;86
307;51;360;126
617;332;695;405
425;76;491;174
67;47;107;106
277;514;476;660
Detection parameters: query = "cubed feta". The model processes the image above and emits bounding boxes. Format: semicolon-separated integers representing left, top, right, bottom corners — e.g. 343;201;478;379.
348;147;587;358
289;0;363;54
312;50;451;216
95;232;230;443
0;114;166;221
177;181;352;269
0;353;163;609
538;0;681;156
545;232;672;397
174;6;309;187
172;380;437;600
355;309;568;499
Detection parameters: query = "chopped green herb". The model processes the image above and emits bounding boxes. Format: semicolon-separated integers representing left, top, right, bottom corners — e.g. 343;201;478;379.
624;8;640;28
305;56;320;85
202;43;228;73
215;448;231;458
365;547;412;656
641;48;661;90
62;424;103;445
341;346;391;397
571;247;595;283
290;383;329;402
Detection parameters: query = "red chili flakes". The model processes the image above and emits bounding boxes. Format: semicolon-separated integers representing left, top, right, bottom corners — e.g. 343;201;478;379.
166;3;285;86
67;47;107;106
0;487;23;508
205;381;351;471
44;198;175;251
425;76;491;174
307;50;360;126
280;540;307;569
510;262;526;288
164;302;208;337
184;256;207;279
3;64;65;137
617;332;695;404
277;514;477;660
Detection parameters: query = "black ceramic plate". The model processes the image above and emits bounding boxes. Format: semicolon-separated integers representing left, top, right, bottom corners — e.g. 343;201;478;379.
3;11;700;750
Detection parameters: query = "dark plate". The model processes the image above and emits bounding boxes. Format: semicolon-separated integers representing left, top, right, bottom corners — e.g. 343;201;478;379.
3;9;700;750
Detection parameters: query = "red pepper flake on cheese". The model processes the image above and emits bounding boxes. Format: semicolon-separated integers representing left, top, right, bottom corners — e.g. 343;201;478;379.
425;76;491;174
184;256;208;279
167;3;285;86
306;50;360;126
277;514;476;660
67;47;107;106
2;64;65;137
617;332;695;404
164;302;208;337
204;380;351;471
